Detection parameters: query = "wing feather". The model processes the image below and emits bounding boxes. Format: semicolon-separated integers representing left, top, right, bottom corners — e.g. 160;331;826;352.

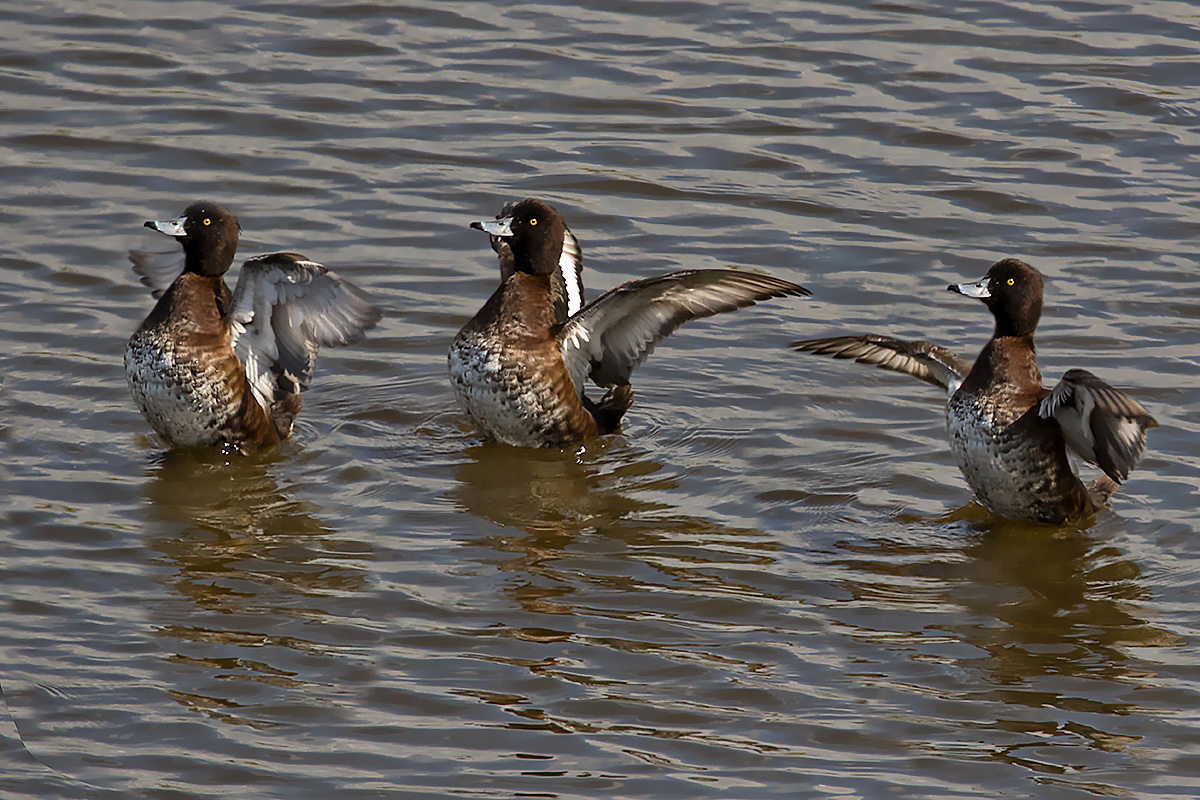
556;269;809;391
229;252;381;410
790;334;969;395
128;248;185;299
1038;368;1157;482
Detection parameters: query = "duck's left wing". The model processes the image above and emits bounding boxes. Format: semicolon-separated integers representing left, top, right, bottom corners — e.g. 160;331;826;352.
1038;368;1157;482
128;248;185;298
228;253;381;409
791;335;970;396
556;269;809;390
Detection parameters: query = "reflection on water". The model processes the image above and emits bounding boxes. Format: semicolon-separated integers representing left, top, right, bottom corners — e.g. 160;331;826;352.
832;517;1181;789
3;0;1200;795
450;441;782;613
446;443;799;747
140;450;374;727
143;448;372;612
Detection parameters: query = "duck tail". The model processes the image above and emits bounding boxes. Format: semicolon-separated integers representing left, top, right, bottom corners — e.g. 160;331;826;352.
586;383;634;435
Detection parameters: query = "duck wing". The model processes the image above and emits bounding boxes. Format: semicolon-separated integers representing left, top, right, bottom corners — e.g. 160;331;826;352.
556;269;809;391
228;253;381;410
128;248;185;299
1038;368;1157;482
791;334;970;396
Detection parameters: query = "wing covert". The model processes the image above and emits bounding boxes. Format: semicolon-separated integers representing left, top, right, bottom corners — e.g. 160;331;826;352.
1039;368;1157;482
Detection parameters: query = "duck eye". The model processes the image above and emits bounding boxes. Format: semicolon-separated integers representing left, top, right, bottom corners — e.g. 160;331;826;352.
529;218;538;226
203;218;212;226
1006;278;1015;286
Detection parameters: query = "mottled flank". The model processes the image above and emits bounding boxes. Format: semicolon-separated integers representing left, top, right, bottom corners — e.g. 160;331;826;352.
126;273;280;448
449;273;601;447
946;347;1090;523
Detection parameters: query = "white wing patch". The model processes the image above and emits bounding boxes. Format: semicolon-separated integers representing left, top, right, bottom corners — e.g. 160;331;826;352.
790;335;970;396
556;269;808;392
559;229;584;316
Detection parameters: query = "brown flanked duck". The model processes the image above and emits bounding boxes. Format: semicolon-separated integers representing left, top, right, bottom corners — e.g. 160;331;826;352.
449;198;810;448
793;258;1157;524
125;201;380;451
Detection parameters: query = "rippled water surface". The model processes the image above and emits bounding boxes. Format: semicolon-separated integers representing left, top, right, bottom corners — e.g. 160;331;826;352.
3;1;1200;798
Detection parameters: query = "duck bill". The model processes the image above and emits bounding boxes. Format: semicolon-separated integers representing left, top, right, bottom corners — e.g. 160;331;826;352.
948;276;990;298
470;216;514;237
145;216;187;236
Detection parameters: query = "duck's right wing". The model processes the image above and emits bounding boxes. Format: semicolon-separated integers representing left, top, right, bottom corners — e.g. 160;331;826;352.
1038;368;1157;482
557;269;810;391
128;248;185;299
791;334;970;396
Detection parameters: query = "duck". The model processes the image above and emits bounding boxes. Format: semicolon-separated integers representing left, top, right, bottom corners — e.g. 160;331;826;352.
449;198;810;448
125;200;381;451
792;258;1156;524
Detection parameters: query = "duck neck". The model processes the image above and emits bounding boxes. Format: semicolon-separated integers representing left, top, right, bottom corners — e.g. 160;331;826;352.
511;238;562;278
964;334;1042;392
182;238;237;278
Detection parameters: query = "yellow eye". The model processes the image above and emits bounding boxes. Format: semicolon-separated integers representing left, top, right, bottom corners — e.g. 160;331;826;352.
203;218;211;226
1007;278;1014;285
529;218;538;226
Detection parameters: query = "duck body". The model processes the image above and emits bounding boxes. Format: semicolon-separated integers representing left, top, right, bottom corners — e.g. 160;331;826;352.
126;271;286;448
450;272;600;447
124;201;379;451
451;198;808;448
793;258;1156;524
945;337;1090;523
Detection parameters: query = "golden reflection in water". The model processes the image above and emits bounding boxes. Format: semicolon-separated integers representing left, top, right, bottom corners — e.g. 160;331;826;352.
139;449;373;723
449;441;781;614
834;515;1181;776
142;448;371;611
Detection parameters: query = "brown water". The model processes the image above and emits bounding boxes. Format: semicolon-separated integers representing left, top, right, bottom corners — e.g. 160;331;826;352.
2;2;1199;798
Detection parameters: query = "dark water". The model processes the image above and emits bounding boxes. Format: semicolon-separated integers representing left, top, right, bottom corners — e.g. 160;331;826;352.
2;1;1199;798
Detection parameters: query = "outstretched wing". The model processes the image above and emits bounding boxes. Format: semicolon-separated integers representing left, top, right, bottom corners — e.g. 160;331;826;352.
228;253;381;410
128;248;185;299
791;334;970;395
1038;368;1157;482
556;269;809;391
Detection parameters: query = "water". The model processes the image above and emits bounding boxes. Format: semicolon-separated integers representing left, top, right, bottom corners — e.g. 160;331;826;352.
2;1;1199;797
